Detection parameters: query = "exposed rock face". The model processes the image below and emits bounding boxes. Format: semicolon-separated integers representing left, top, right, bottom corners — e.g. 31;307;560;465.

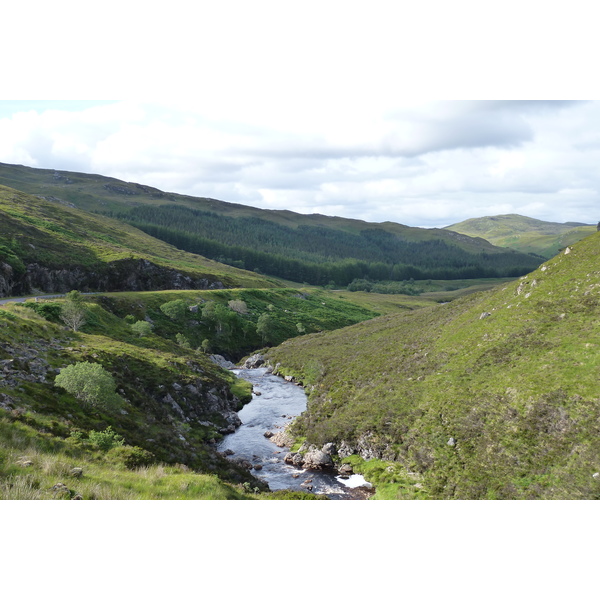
243;354;265;369
0;258;225;297
337;433;398;461
209;355;236;370
0;262;16;296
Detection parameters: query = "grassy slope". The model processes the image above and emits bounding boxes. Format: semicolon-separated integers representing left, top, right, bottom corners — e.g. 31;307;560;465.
265;232;600;499
0;161;536;258
446;213;596;258
0;282;401;499
0;184;278;289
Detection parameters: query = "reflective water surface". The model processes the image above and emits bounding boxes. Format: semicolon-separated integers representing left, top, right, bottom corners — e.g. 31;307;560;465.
218;368;372;499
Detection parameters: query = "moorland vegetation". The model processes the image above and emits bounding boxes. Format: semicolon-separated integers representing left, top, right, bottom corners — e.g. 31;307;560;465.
1;161;598;500
265;232;600;499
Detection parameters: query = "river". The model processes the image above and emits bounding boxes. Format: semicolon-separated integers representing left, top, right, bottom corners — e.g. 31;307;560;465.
218;367;373;499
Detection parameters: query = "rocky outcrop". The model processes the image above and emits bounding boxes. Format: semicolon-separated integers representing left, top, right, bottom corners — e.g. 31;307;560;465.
0;262;17;296
0;258;226;297
337;433;398;461
284;443;335;470
242;354;266;369
209;355;236;370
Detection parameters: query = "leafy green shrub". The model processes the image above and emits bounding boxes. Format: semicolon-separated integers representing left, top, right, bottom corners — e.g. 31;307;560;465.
88;426;125;451
54;362;121;410
23;301;62;322
106;445;155;469
160;299;188;320
131;320;153;337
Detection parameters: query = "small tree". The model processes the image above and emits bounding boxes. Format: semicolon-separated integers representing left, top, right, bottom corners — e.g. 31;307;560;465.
256;313;277;345
88;426;125;451
60;290;87;332
201;301;235;337
55;362;121;410
175;333;191;349
131;320;153;337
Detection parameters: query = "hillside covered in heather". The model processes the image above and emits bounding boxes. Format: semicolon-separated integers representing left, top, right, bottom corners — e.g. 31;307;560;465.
265;231;600;499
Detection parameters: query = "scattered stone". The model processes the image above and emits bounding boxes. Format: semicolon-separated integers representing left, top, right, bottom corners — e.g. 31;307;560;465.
70;467;83;478
447;437;456;447
480;312;491;319
51;483;71;498
593;473;599;479
263;431;274;438
232;458;252;470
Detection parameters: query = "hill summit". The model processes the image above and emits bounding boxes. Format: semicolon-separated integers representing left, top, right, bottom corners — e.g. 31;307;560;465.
446;213;596;258
0;162;543;287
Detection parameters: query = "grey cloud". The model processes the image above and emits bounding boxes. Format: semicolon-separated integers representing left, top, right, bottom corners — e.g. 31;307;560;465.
480;100;586;113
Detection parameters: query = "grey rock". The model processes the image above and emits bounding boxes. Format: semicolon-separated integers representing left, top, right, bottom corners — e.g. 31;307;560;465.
322;442;337;455
338;463;354;476
302;447;334;470
209;355;236;370
243;354;265;369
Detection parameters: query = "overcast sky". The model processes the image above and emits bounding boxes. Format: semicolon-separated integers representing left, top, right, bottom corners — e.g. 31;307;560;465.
2;2;599;229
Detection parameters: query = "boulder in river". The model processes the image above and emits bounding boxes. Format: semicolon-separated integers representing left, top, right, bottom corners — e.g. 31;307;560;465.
302;447;334;470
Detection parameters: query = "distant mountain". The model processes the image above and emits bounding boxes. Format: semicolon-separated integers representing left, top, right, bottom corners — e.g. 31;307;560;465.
0;162;544;285
445;214;596;258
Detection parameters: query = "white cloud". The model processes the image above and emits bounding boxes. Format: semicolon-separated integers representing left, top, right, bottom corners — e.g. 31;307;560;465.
1;97;600;228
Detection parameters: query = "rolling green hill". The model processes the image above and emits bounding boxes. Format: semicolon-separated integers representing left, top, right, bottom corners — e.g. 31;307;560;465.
0;162;544;285
264;231;600;499
446;213;596;258
0;184;277;297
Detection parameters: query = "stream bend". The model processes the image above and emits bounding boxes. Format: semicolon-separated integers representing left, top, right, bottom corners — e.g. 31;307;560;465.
218;367;372;499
